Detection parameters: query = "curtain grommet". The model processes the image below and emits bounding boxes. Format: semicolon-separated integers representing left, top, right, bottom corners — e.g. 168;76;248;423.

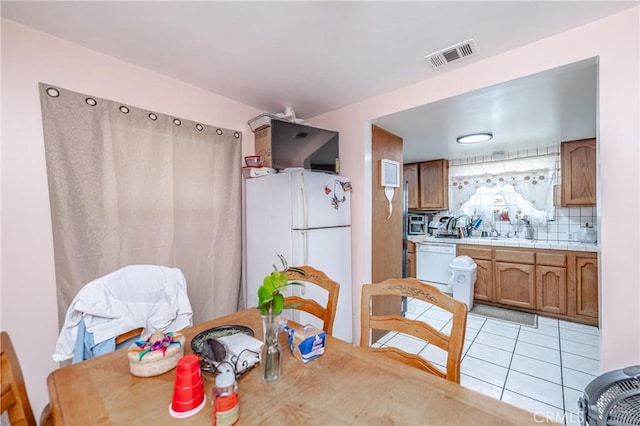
46;87;60;98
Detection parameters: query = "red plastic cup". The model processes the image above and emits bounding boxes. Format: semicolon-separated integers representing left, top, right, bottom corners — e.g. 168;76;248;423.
173;384;203;402
174;354;200;380
176;354;200;373
174;368;202;387
169;355;206;418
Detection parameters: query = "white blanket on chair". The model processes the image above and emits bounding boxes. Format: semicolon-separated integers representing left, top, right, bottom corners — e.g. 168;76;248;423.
53;265;193;362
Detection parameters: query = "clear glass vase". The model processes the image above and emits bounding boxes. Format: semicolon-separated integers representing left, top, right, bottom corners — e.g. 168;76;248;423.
260;314;282;383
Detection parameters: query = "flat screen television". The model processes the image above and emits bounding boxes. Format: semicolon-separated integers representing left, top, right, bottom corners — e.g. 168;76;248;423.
271;120;339;173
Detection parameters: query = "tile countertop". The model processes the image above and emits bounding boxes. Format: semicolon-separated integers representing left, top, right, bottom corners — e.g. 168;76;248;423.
410;235;599;253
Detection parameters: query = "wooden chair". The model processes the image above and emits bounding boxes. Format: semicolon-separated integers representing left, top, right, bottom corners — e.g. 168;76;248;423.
115;328;143;346
360;278;468;383
1;331;37;426
284;265;340;335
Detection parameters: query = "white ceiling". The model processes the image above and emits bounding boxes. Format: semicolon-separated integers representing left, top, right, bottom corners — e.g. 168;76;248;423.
2;1;636;162
376;58;599;162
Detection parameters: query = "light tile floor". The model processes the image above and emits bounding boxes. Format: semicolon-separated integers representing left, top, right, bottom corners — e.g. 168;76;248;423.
373;298;601;425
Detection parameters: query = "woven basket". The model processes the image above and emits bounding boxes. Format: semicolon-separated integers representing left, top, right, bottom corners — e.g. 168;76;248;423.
128;334;186;377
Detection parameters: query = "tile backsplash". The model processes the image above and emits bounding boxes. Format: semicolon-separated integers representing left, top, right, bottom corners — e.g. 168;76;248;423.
491;206;596;243
450;144;597;243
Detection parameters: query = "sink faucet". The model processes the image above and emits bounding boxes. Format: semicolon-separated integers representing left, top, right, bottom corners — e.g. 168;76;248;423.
490;228;500;237
521;218;534;240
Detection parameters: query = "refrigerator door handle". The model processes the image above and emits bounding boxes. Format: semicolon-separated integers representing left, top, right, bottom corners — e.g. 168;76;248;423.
302;229;308;266
299;173;309;230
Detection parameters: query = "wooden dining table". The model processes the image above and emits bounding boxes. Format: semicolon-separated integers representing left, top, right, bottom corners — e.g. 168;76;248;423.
47;308;552;425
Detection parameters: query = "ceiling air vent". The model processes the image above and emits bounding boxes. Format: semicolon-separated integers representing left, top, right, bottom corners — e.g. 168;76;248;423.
424;39;478;70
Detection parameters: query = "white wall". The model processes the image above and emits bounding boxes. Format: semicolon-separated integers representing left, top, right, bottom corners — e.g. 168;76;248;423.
311;8;640;369
1;19;260;416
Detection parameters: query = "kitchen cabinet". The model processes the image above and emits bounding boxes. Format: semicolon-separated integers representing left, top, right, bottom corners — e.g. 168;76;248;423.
569;253;598;321
457;246;492;302
561;138;596;206
535;252;567;315
419;159;449;210
536;266;567;315
403;164;420;210
407;241;416;278
494;249;536;309
536;251;567;315
456;244;597;325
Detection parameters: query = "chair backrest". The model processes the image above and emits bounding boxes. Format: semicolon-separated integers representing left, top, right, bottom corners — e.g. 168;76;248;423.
284;265;340;335
1;331;36;426
360;278;468;383
115;328;143;346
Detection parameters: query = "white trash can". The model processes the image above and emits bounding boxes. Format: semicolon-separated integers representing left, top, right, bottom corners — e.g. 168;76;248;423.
449;255;477;310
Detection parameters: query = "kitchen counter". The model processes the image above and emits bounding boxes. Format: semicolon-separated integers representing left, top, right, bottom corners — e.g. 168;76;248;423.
410;235;598;252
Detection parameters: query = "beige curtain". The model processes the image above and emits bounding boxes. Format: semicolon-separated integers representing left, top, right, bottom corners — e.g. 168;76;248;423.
39;83;243;327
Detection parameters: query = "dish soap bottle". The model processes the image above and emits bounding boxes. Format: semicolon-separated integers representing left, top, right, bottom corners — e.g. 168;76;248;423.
578;223;597;243
212;369;239;426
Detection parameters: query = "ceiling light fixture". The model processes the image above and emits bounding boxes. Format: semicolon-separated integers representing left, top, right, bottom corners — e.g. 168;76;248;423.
456;132;493;144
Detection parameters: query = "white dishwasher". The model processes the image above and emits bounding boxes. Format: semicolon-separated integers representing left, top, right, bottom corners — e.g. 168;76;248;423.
416;242;457;294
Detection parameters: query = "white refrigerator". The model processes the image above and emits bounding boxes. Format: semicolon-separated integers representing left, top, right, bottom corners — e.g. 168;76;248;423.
245;169;353;343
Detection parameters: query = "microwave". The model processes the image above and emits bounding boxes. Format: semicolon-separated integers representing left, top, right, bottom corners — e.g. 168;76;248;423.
408;214;426;235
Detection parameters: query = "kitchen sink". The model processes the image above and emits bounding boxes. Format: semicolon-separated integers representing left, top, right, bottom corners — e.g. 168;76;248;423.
474;236;535;243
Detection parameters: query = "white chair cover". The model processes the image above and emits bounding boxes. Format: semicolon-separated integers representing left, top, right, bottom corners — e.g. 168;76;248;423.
53;265;193;362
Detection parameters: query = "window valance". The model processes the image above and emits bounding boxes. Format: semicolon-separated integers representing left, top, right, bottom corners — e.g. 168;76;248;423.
449;154;557;224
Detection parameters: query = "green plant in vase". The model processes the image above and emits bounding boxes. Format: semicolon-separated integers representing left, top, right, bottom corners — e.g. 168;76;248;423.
257;254;305;315
256;254;305;382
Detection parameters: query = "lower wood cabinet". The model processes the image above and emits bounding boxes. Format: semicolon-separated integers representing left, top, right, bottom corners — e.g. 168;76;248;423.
494;249;536;309
536;265;567;315
457;246;492;302
495;262;536;309
536;252;567;316
407;242;416;278
457;244;597;325
473;259;493;302
572;254;598;320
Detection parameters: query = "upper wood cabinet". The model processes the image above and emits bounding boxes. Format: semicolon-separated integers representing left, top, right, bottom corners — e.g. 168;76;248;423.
419;159;449;210
561;138;596;206
403;160;448;211
403;164;420;210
